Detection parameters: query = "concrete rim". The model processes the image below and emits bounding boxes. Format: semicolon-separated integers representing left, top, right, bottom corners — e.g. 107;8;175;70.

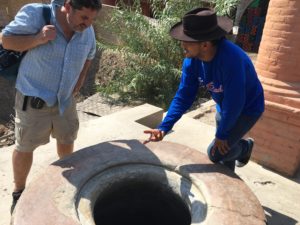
76;164;206;225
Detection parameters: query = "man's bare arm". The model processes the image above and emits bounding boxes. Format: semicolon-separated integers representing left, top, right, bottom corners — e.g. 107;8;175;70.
73;60;93;94
1;25;56;52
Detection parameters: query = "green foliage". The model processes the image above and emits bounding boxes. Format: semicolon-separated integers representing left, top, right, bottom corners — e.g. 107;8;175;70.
97;0;205;108
212;0;241;18
151;0;206;20
97;0;239;108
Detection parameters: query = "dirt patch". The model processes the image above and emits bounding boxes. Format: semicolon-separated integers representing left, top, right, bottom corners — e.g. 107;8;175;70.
95;49;126;87
0;78;15;123
0;79;15;144
0;121;14;148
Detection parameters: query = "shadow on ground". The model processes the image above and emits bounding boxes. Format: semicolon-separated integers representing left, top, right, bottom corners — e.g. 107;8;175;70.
260;165;300;185
264;206;298;225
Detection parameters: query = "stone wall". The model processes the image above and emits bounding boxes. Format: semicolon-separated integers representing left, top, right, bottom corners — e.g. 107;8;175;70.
93;4;120;45
0;0;50;28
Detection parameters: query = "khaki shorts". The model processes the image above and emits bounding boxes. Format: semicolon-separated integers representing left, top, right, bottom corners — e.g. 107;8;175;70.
14;91;79;152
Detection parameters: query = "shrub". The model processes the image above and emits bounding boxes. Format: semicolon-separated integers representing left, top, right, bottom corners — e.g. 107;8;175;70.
97;0;240;109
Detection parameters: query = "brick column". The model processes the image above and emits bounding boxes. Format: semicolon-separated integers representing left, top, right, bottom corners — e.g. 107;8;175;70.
250;0;300;176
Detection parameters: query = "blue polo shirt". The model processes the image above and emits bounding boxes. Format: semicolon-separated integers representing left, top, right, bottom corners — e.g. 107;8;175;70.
2;3;96;114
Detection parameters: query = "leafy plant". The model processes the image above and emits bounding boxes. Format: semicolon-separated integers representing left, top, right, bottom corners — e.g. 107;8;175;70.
213;0;241;18
97;0;239;108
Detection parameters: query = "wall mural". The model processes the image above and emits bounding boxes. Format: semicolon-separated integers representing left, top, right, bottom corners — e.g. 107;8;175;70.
235;0;270;52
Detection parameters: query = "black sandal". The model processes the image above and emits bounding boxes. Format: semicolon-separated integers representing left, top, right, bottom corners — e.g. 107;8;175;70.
10;189;24;215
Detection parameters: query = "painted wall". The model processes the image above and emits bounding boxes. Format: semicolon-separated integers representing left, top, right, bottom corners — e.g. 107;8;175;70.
235;0;270;52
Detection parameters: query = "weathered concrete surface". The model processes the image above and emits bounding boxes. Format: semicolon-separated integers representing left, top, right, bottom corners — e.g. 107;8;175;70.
0;104;299;225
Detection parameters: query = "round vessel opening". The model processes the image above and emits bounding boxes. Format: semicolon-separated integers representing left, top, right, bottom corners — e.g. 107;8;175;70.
93;180;191;225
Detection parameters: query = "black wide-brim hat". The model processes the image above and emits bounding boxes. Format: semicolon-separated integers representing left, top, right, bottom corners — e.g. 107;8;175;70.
170;7;233;42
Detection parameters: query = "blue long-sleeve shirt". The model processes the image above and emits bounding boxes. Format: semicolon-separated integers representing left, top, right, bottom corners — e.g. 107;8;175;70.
158;38;264;140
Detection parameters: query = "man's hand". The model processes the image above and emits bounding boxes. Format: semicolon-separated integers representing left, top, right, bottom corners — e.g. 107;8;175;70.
211;138;229;156
143;129;165;144
37;25;56;45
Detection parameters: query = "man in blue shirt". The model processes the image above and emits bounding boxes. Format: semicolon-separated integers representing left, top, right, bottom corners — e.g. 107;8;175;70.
144;8;264;172
2;0;101;213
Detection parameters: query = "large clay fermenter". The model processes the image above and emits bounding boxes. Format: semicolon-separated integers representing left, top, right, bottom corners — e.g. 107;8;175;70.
11;140;266;225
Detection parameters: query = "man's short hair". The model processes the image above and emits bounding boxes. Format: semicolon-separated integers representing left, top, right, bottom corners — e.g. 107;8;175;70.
67;0;102;11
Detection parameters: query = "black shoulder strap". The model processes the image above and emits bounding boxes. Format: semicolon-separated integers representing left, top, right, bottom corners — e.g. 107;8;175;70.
42;5;51;25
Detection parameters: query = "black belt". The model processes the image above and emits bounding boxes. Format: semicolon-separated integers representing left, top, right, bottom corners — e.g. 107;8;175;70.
22;96;45;111
22;96;28;111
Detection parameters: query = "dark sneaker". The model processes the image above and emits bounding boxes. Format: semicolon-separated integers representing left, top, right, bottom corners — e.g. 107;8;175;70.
236;138;254;167
10;189;24;215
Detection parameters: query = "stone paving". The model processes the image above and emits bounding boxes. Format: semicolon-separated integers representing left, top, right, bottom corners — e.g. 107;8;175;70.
76;93;131;122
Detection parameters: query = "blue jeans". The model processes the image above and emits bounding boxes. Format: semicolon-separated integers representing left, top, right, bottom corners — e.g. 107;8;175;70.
207;112;261;171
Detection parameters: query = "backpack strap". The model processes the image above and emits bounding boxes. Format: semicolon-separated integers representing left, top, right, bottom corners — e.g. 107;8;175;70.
42;5;51;25
22;6;51;109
